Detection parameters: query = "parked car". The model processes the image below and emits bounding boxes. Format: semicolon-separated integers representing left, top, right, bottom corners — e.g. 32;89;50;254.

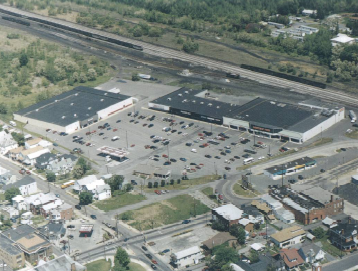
151;264;157;270
182;220;191;224
142;246;148;251
90;215;97;219
75;205;82;210
145;254;153;259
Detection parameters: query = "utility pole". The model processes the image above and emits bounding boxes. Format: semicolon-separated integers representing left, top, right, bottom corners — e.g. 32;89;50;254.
214;162;217;175
115;217;119;238
167;144;170;161
68;238;71;256
281;163;284;187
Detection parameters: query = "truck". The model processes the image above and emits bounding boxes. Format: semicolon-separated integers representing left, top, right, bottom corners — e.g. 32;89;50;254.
349;110;356;123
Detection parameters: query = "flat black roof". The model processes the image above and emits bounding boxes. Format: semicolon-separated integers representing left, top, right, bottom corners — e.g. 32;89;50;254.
265;156;316;174
150;88;242;119
15;86;131;126
226;98;314;130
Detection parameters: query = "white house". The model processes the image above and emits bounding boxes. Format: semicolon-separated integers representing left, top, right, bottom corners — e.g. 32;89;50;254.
12;195;27;210
298;243;325;263
331;33;355;47
0;131;18;154
0;206;19;219
0;166;11;184
21;211;33;225
18;146;50;165
73;175;111;200
3;176;37;196
270;226;306;248
25;138;43;149
302;9;317;16
170;246;204;268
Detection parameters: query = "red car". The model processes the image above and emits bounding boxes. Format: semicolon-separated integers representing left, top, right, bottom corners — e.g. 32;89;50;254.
86;132;91;135
86;143;91;146
113;129;118;132
154;190;162;195
162;154;168;158
151;260;158;264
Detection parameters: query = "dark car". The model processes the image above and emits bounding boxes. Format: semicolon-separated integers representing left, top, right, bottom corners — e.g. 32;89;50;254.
130;119;135;123
242;154;250;158
153;158;159;161
75;205;82;210
99;132;104;136
182;219;191;224
225;167;231;170
170;158;177;162
298;175;304;180
148;124;154;128
90;215;97;219
205;155;212;158
341;148;347;151
214;156;221;159
116;120;121;123
179;121;185;124
131;180;138;185
234;156;240;159
68;235;74;240
151;264;157;270
145;254;153;259
142;246;148;251
190;162;197;166
162;249;170;254
180;158;187;161
154;155;159;157
171;130;177;133
163;161;171;165
66;225;75;229
320;169;326;173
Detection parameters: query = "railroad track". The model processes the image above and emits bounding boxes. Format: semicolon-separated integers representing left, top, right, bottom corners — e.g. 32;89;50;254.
1;4;357;106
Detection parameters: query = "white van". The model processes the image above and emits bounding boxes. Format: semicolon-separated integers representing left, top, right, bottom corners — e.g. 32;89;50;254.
243;157;254;165
112;136;120;141
191;149;197;153
9;121;16;127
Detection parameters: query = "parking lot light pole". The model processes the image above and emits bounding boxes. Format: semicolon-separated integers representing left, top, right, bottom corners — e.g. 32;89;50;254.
126;130;128;149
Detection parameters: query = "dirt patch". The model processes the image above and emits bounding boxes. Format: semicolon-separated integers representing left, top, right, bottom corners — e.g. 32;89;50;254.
132;204;162;221
161;200;177;210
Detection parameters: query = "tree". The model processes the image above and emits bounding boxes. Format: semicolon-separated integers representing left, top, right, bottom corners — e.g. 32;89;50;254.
79;192;93;205
87;68;97;81
183;40;199;53
46;172;56;182
254;223;261;230
229;224;246;245
11;132;25;146
76;157;91;174
125;183;133;192
153;182;158;188
0;103;8;115
19;52;28;67
114;247;130;267
212;221;227;231
313;227;326;239
106;175;124;193
5;187;20;203
132;73;140;81
210;246;238;270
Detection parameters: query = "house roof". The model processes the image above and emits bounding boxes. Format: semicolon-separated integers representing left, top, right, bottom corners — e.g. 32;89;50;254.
299;243;322;256
76;175;98;186
0;235;23;256
2;224;37;241
16;234;49;251
331;33;355;43
330;222;358;238
0;131;17;147
21;146;45;156
28;254;86;271
36;153;57;165
271;226;306;243
3;176;36;190
173;246;202;260
292;184;340;204
202;232;236;249
26;138;42;146
280;248;305;269
10;146;25;154
213;204;243;221
251;200;271;213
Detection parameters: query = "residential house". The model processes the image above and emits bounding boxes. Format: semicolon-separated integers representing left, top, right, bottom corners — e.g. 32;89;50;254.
212;204;243;228
18;146;51;165
3;176;37;196
28;193;59;215
7;146;25;160
329;217;358;251
73;175;111;200
38;222;66;241
28;254;86;271
241;204;265;224
12;195;27;211
25;138;43;149
239;218;254;233
231;253;286;271
0;131;18;155
322;217;337;228
0;206;19;219
0;234;25;269
270;185;344;225
331;33;355;46
302;9;317;16
0;166;11;184
49;203;73;221
202;232;237;252
274;208;295;224
279;248;305;270
170;246;204;268
298;25;319;33
270;226;306;248
1;225;52;263
21;211;33;225
298;243;325;263
35;153;77;175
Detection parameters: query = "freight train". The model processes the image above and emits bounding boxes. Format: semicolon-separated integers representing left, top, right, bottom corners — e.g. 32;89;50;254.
0;7;143;51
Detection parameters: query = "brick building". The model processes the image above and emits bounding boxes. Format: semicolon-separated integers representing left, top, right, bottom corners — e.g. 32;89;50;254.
0;235;25;269
269;185;343;225
329;217;358;251
212;204;243;228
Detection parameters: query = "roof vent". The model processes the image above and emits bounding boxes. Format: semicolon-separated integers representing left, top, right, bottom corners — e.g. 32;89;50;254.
185;91;189;94
270;101;276;105
104;93;108;95
217;106;220;109
88;107;92;110
35;109;39;112
208;103;212;107
200;102;204;105
70;103;74;106
192;100;196;103
55;100;58;102
178;94;182;96
100;99;104;102
75;93;78;96
167;98;171;101
62;116;66;119
74;114;77;117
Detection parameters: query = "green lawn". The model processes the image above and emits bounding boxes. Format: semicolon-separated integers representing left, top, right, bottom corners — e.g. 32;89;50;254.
145;174;220;192
345;130;358;139
86;259;111;271
0;193;5;201
233;183;259;198
128;262;146;271
118;194;210;231
94;192;146;212
315;235;346;258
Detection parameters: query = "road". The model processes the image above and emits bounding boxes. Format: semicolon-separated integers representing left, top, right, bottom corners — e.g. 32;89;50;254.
1;4;358;106
323;253;358;271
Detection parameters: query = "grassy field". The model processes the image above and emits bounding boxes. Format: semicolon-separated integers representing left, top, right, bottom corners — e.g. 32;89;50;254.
128;263;146;271
201;187;219;204
94;192;146;212
233;183;259;198
86;259;111;271
0;194;5;201
118;194;210;231
145;174;220;191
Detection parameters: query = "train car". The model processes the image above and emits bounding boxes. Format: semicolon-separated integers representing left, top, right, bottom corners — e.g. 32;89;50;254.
2;16;30;26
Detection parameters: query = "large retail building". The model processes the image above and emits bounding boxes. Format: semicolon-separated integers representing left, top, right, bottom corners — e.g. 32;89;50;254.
149;88;345;144
14;86;134;134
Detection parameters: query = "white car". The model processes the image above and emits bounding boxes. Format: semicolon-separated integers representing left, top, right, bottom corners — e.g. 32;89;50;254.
225;146;231;149
258;156;265;160
191;149;197;153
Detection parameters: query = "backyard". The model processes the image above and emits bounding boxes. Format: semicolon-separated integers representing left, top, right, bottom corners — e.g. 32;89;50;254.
118;194;210;231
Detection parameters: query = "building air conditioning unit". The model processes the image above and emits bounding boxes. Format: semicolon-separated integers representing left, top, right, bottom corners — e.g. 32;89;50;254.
74;114;77;117
88;107;92;110
70;103;74;106
178;94;182;96
75;93;78;96
62;116;66;119
167;98;171;101
100;99;104;102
